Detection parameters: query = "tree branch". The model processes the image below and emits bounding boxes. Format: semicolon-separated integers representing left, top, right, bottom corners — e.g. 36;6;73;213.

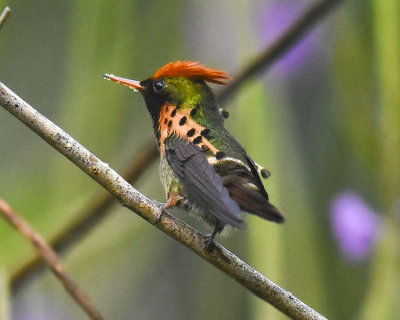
0;83;326;320
0;198;105;320
0;6;11;30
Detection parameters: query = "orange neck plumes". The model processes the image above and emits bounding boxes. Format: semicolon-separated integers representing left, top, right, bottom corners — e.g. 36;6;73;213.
157;103;220;156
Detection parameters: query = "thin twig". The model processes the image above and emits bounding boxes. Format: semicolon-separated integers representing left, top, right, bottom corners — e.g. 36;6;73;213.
0;84;327;320
218;0;344;102
0;6;11;30
0;198;105;320
9;0;344;294
0;269;9;320
11;142;158;290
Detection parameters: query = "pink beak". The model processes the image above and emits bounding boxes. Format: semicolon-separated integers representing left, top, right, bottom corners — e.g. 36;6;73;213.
103;74;145;91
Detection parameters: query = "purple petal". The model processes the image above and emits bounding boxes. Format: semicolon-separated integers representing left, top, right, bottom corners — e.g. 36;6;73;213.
330;191;380;262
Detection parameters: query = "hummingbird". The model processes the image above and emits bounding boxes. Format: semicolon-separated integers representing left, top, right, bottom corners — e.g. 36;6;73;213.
104;61;284;249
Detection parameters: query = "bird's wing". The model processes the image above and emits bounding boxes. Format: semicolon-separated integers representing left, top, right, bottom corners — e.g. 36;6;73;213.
166;136;245;228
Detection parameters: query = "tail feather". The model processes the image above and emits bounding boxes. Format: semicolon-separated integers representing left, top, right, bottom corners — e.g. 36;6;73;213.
228;182;285;223
212;154;285;224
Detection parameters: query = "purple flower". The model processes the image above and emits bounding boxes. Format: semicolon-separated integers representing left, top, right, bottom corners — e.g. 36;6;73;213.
258;2;319;75
330;192;380;262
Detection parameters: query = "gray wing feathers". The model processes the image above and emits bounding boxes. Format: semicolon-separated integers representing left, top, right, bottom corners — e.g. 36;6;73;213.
167;141;245;228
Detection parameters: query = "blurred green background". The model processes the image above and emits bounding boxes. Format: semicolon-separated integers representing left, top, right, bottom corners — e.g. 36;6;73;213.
0;0;399;319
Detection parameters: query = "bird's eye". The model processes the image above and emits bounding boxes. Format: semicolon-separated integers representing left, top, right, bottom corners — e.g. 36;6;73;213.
153;79;166;93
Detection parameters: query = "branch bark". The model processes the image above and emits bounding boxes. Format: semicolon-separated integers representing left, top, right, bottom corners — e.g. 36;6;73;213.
0;6;11;30
0;83;327;320
0;198;105;320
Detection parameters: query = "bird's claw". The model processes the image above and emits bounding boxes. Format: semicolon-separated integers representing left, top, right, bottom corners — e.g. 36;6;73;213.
205;235;216;252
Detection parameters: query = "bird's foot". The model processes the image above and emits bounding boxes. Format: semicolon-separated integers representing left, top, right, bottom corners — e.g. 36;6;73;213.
204;223;223;252
205;234;216;252
156;194;183;224
163;193;184;210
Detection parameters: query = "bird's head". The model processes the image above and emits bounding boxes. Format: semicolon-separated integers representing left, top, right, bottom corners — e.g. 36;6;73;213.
104;61;231;123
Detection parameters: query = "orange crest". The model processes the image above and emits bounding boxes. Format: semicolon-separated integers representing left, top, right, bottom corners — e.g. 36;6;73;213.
153;61;232;85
